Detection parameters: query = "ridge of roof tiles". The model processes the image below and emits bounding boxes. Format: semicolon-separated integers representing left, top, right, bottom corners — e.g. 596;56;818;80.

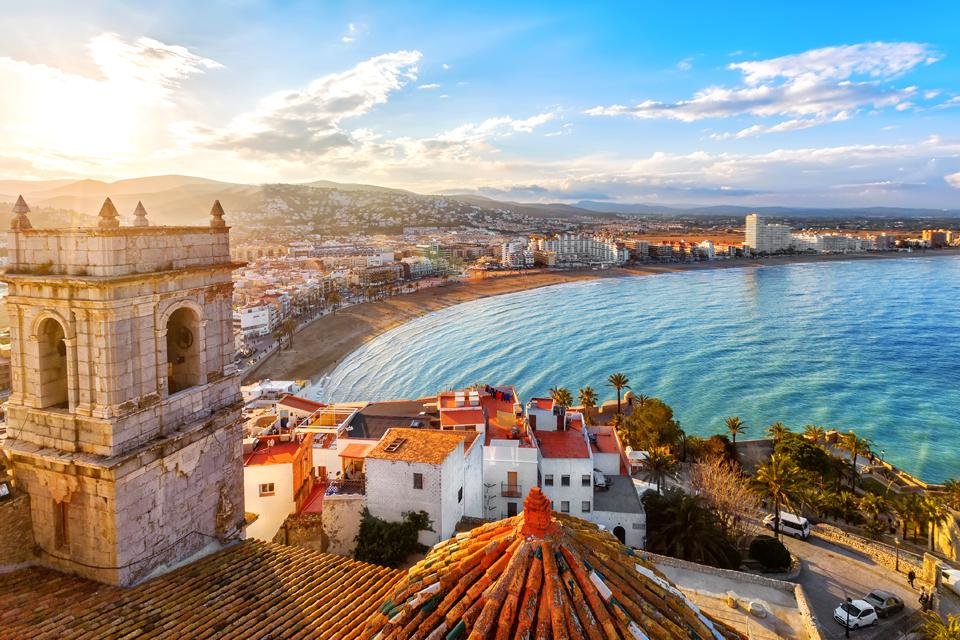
360;487;743;640
0;539;402;640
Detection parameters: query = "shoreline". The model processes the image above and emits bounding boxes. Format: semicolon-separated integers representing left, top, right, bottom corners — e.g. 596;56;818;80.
244;248;960;386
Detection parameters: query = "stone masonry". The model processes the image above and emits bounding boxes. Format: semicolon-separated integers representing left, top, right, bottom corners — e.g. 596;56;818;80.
0;198;247;585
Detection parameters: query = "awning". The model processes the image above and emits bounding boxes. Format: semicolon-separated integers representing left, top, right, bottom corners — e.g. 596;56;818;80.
339;443;374;458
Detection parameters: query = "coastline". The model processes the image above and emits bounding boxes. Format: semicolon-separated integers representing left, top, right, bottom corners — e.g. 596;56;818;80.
243;248;960;386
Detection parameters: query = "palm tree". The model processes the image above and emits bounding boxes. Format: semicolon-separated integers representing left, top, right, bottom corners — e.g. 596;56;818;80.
803;424;825;443
767;421;790;445
839;431;871;488
752;453;805;540
578;386;597;424
641;449;677;494
549;386;573;411
725;416;746;449
653;491;739;568
326;290;341;313
607;373;630;416
920;611;960;640
925;496;950;551
944;479;960;511
636;393;649;408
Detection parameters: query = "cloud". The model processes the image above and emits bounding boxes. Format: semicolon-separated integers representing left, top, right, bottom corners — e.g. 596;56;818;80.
436;112;556;143
418;83;441;90
710;110;851;140
442;63;451;71
341;23;360;44
187;50;422;155
676;57;693;71
947;172;960;189
545;123;573;137
587;42;937;135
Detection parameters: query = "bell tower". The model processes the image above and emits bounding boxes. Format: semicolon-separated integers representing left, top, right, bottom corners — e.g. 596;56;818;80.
1;198;245;585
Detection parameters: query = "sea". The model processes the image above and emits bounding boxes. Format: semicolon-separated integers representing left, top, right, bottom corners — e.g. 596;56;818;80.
313;255;960;482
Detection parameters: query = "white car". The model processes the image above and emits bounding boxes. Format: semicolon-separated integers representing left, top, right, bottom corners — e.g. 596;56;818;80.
943;569;960;597
833;599;878;629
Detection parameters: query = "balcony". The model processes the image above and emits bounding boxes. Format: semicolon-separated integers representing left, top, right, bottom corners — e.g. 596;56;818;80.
501;482;522;498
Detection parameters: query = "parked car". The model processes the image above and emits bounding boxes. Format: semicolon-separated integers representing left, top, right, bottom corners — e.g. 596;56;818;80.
833;599;878;629
942;569;960;597
762;511;811;539
593;469;609;491
863;590;904;618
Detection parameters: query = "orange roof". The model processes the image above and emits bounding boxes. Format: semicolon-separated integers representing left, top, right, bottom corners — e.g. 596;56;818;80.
361;488;742;640
440;408;486;426
367;428;479;464
244;436;311;466
590;431;621;454
277;394;326;413
0;540;401;640
536;428;590;459
339;442;375;458
532;397;554;411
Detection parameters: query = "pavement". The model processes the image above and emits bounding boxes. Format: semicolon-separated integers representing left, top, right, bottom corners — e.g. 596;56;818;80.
782;534;922;639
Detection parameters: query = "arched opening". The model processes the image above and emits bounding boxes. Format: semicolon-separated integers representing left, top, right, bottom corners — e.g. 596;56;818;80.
613;525;626;545
166;307;202;394
37;317;69;409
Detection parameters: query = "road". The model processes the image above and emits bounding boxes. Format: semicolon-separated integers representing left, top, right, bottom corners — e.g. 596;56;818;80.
782;534;922;639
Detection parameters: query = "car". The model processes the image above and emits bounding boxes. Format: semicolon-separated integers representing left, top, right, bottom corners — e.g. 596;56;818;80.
862;590;904;618
762;511;811;539
833;599;878;629
943;569;960;597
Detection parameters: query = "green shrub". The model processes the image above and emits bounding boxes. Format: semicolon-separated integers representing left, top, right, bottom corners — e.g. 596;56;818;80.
748;535;791;571
354;509;432;568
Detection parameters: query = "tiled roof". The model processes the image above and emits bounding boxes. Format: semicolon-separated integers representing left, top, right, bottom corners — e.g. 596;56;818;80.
339;442;375;458
536;428;590;459
366;428;478;464
278;394;326;413
360;488;743;640
0;540;402;640
244;434;312;466
439;408;486;427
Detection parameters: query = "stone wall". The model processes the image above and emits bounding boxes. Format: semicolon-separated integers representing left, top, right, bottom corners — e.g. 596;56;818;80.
0;492;36;567
812;523;924;579
322;495;365;556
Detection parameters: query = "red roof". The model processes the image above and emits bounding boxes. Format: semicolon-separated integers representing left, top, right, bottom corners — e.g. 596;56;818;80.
536;429;589;458
532;397;554;411
440;408;486;426
278;394;326;413
339;443;375;458
244;440;304;465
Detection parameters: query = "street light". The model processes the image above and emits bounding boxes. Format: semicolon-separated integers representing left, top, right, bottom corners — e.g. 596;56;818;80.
895;536;901;572
844;596;852;639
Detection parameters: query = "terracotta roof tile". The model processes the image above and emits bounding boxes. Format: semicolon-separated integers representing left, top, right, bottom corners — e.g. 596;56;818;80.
366;428;478;465
360;488;744;640
0;540;402;640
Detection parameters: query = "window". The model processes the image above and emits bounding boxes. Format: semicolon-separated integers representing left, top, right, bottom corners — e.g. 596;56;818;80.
53;500;68;549
581;501;591;513
413;473;424;489
37;318;69;409
258;483;275;497
560;501;570;513
581;474;591;487
561;475;570;487
458;487;463;503
543;474;554;486
166;306;202;394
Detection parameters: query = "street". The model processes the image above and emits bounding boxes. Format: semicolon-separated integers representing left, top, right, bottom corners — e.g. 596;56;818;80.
782;535;921;639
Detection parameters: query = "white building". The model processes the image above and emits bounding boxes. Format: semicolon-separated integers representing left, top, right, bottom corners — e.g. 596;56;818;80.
744;214;792;254
364;427;483;546
401;255;436;279
501;240;534;268
235;303;279;337
530;234;629;265
697;240;716;260
243;432;316;541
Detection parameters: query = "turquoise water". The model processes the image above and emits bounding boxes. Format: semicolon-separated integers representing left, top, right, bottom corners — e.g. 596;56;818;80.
318;256;960;482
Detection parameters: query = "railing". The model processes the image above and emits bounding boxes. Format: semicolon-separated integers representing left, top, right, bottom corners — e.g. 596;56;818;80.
501;483;522;498
326;477;366;495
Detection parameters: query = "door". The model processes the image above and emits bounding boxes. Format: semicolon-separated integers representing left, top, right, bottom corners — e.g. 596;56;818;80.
506;471;519;497
613;526;626;544
507;502;518;517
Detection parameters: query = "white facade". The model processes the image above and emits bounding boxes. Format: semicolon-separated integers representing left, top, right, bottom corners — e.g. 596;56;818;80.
591;508;645;548
540;455;594;518
501;240;534;268
482;440;539;519
237;303;278;337
244;462;295;541
697;240;716;260
530;234;627;265
745;214;792;254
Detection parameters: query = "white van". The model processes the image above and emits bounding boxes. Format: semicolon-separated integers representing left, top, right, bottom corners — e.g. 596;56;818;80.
762;511;811;539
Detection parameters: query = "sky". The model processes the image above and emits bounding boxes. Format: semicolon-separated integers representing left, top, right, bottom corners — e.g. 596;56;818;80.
2;1;960;207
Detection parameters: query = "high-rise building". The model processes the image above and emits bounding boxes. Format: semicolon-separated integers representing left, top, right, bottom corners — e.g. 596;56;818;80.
2;197;245;585
744;213;792;254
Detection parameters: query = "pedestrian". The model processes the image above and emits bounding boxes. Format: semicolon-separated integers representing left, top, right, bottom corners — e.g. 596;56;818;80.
908;570;916;588
919;589;928;611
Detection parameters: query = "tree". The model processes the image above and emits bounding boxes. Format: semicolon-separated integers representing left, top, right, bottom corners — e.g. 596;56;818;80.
725;416;746;449
767;421;790;445
752;453;805;540
925;496;950;551
607;372;630;416
640;449;677;494
690;456;763;536
354;509;432;567
578;386;597;424
549;386;572;411
802;424;825;443
859;493;889;539
749;536;791;571
944;479;960;511
839;431;871;489
642;489;742;569
618;397;682;452
274;317;298;350
920;612;960;640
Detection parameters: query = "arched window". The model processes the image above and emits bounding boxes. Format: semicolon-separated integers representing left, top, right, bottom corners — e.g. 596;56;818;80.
166;307;202;394
38;317;69;409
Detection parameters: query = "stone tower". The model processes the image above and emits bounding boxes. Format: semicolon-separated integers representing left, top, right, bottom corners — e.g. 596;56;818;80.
1;197;245;585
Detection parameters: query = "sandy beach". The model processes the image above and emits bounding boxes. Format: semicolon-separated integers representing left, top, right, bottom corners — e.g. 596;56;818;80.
243;249;959;385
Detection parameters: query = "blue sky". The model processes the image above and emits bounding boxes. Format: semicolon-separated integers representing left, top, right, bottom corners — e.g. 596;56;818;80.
2;1;960;206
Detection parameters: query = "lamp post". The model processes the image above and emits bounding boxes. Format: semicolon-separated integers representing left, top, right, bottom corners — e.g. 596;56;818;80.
895;536;901;572
844;596;852;639
880;449;886;463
